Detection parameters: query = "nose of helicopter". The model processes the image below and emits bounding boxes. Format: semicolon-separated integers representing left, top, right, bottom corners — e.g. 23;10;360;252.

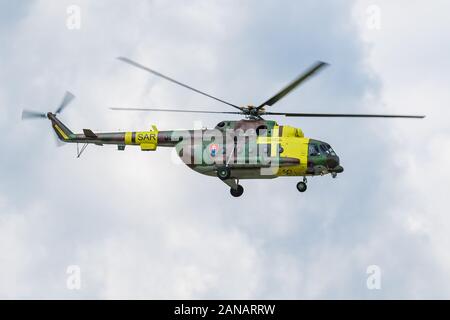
327;154;344;173
326;154;340;169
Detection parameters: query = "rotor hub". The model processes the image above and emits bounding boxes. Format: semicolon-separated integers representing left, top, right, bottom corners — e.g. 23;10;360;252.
242;105;265;119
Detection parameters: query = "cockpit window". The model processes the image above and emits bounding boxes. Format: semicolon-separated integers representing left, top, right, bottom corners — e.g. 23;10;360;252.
323;143;336;156
309;144;320;156
309;142;337;156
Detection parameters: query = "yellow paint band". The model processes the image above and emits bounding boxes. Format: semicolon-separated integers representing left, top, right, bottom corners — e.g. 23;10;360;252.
276;137;310;176
135;131;158;144
125;132;132;145
54;124;69;140
271;126;279;157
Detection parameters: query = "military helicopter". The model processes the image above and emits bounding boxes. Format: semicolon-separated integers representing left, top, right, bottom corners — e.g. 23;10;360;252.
22;57;424;197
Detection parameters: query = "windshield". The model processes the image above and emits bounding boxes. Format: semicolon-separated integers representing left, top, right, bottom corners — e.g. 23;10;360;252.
309;142;336;156
321;143;336;156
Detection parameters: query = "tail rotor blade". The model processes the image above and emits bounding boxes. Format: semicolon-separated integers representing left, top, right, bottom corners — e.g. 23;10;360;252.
21;109;47;120
55;91;75;114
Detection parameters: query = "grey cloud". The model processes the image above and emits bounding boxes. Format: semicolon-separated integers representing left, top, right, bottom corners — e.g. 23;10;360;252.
0;0;448;299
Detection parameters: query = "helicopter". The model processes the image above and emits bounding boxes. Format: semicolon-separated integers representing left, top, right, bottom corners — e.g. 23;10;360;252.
22;57;424;197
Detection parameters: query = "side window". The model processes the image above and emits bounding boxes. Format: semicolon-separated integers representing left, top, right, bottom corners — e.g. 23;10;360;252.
309;144;320;156
256;125;268;136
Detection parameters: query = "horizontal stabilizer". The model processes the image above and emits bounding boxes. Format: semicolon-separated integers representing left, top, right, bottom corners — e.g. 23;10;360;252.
83;129;97;139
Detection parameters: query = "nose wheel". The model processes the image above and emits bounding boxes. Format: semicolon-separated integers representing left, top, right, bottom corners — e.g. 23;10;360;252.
230;184;244;197
297;177;308;192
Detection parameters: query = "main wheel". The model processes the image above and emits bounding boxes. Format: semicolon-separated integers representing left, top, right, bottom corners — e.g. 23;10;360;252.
230;185;244;197
296;181;307;192
217;167;231;180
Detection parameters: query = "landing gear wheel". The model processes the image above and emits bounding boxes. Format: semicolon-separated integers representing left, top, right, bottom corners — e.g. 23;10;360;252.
297;181;307;192
217;167;231;180
230;185;244;197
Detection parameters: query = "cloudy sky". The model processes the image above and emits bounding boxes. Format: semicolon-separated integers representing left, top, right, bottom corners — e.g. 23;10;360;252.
0;0;449;299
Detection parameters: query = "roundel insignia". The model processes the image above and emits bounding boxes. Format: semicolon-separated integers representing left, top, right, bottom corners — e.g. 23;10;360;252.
210;143;218;157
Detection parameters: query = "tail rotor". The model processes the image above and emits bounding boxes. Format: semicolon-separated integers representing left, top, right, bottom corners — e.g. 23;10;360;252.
21;91;76;146
21;91;75;120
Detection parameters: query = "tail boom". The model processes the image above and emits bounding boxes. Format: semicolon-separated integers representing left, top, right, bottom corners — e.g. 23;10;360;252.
47;113;171;151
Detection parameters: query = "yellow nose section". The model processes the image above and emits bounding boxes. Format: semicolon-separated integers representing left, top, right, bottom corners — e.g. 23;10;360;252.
275;125;310;176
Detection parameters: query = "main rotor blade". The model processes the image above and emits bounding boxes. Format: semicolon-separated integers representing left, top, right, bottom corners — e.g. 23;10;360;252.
257;61;328;110
55;91;75;114
110;107;242;115
117;57;242;111
265;112;425;118
21;109;47;119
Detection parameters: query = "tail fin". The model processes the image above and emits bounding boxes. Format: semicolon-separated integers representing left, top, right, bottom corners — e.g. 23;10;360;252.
47;113;74;141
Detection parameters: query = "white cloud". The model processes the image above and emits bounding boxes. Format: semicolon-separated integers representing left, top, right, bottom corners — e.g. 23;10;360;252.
350;0;450;298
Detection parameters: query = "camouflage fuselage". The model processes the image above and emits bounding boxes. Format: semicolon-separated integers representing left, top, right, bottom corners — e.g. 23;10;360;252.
48;114;343;179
